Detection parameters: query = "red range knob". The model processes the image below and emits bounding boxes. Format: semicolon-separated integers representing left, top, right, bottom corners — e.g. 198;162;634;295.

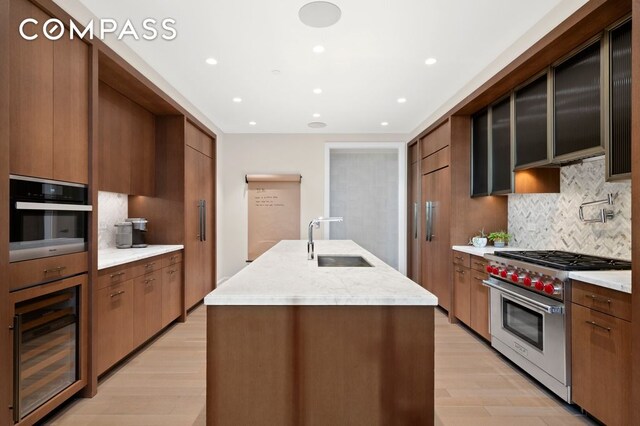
486;265;493;273
511;273;519;282
534;280;544;291
544;284;555;295
523;276;532;287
500;270;508;278
492;266;499;274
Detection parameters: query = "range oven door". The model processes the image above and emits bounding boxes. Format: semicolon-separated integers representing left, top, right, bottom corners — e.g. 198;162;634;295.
484;278;569;401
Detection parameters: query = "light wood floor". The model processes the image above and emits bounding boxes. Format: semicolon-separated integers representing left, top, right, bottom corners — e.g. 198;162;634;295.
46;306;593;425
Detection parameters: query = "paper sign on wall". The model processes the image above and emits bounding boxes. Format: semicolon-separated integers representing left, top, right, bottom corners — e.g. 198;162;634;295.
247;174;301;261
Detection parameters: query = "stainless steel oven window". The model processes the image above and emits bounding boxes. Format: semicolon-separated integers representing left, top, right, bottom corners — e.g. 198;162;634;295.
502;298;544;350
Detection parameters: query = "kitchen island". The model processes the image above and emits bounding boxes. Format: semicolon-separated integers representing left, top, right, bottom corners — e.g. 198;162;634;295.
205;240;437;425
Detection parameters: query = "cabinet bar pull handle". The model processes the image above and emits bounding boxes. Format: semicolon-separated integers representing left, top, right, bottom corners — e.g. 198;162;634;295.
110;290;125;298
145;262;155;268
473;276;484;281
144;278;156;284
456;268;465;274
110;271;125;278
43;266;66;274
474;261;485;266
586;320;611;332
586;294;611;305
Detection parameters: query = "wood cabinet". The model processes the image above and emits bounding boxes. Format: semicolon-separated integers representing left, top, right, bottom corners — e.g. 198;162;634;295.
133;270;163;348
451;252;490;340
96;280;134;375
514;74;550;168
9;252;88;292
607;19;632;180
98;82;156;195
421;166;451;311
571;281;631;426
407;141;420;283
96;252;183;375
162;263;183;327
9;0;89;183
553;40;603;160
185;124;215;309
471;109;489;197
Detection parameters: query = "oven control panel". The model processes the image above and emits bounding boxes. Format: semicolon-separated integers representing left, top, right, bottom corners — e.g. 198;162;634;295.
486;262;564;300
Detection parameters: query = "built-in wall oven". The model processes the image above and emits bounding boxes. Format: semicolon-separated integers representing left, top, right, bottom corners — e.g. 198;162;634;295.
10;175;92;263
484;250;631;403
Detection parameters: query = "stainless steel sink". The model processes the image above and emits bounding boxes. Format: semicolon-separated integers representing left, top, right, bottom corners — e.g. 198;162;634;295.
317;255;373;267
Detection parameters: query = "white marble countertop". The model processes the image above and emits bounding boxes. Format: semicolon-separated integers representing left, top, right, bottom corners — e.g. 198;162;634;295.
452;245;527;257
569;270;631;294
98;245;184;270
205;240;438;306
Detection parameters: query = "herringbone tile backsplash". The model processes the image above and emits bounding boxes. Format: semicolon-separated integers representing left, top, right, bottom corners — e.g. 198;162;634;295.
508;158;631;260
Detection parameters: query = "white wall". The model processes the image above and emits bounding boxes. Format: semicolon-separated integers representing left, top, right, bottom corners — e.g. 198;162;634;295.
217;133;405;282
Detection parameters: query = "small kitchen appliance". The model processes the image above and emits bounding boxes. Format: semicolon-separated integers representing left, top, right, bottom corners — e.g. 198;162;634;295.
126;218;148;248
483;250;631;402
114;222;133;248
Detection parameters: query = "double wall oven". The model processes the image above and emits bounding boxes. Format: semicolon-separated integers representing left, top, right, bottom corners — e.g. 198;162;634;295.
8;175;91;424
483;250;631;402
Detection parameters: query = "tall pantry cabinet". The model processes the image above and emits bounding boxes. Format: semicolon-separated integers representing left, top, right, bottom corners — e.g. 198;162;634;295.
184;121;215;308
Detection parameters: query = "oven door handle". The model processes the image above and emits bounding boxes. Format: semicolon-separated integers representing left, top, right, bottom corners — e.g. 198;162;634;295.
482;280;564;315
15;202;93;212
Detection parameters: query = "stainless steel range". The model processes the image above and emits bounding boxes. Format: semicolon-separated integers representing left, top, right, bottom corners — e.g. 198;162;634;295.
483;250;631;402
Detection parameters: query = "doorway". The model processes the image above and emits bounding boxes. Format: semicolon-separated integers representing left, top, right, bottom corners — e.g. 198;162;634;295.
324;143;406;273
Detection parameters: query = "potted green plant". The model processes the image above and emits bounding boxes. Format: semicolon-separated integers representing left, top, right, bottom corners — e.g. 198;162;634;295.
470;228;488;248
488;231;512;248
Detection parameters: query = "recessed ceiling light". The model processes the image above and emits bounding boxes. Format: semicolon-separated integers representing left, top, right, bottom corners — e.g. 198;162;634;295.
271;69;281;75
381;122;389;126
308;121;327;128
299;2;342;28
233;97;242;103
313;88;322;94
249;121;257;126
425;57;437;65
397;97;407;104
313;45;325;54
205;57;218;65
313;113;321;118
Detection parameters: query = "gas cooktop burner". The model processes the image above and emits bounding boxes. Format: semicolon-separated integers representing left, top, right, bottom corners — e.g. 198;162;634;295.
493;250;631;271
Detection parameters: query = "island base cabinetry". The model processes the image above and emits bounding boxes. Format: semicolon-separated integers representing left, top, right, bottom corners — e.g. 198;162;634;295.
207;305;434;425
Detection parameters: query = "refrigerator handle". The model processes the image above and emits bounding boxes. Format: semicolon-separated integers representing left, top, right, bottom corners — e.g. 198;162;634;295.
425;201;433;242
202;200;207;242
413;202;418;240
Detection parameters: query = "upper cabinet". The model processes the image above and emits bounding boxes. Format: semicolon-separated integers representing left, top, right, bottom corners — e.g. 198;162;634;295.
514;74;550;169
471;109;489;197
9;0;89;184
490;97;512;194
98;82;156;196
553;40;603;161
607;19;632;180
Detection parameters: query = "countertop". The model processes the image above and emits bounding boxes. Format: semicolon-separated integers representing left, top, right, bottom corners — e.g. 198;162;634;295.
205;240;438;306
452;245;527;256
98;245;184;270
453;245;632;294
568;270;631;294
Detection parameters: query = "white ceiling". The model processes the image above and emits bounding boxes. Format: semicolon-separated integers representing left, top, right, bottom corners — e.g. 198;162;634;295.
72;0;583;134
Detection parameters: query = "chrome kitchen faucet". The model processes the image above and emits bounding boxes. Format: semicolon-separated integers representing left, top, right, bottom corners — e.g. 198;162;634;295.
307;217;343;260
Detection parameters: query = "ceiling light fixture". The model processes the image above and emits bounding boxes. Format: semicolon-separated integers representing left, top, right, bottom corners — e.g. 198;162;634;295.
425;57;437;65
313;88;322;94
233;97;242;103
313;113;321;118
381;122;389;126
313;45;325;54
205;57;218;65
299;2;342;28
397;98;407;104
308;121;327;128
249;121;257;126
271;69;281;75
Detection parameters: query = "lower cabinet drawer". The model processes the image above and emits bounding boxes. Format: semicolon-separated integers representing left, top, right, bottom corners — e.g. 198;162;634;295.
96;280;134;375
9;252;88;291
470;255;489;273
